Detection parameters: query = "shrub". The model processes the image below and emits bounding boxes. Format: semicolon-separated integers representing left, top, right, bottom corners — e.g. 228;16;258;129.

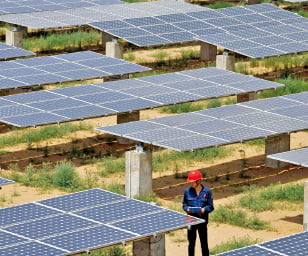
52;162;79;189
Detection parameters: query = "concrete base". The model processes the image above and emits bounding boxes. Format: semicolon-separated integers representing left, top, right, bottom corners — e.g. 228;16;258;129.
6;29;23;48
133;235;165;256
237;92;258;103
102;32;113;51
216;54;235;71
265;134;290;168
200;42;217;61
117;111;140;144
106;41;123;59
304;181;308;231
125;150;152;198
117;111;140;124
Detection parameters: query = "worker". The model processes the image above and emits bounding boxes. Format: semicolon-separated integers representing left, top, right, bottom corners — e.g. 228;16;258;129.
182;169;214;256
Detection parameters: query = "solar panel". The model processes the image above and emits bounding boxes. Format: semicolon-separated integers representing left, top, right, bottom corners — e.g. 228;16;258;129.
96;92;308;151
0;67;283;127
0;177;15;186
0;43;35;60
215;231;308;256
89;3;308;56
0;51;150;91
0;188;204;256
0;0;124;15
0;1;204;29
267;147;308;167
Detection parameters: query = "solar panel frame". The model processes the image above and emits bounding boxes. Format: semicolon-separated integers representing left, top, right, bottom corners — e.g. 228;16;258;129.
267;147;308;167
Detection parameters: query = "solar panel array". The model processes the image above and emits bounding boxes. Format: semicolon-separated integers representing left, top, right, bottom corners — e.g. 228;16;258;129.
267;147;308;167
195;4;308;58
96;91;308;152
0;42;35;60
90;4;308;57
0;51;150;91
215;231;308;256
0;1;204;29
0;177;14;186
0;67;283;127
0;0;123;15
0;188;203;256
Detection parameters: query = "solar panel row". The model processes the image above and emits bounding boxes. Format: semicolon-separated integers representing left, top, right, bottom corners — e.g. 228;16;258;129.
215;231;308;256
0;67;283;127
0;42;35;60
0;51;150;91
267;147;308;167
0;0;124;15
90;4;308;58
96;91;308;151
0;1;204;29
0;189;203;256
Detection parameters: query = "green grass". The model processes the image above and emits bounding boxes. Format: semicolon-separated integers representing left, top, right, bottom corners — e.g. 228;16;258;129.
150;50;169;61
159;102;204;114
22;30;101;52
99;157;125;177
260;77;308;98
207;2;235;9
0;123;92;148
294;9;308;18
6;162;88;192
239;183;304;212
78;246;128;256
211;205;272;230
210;236;260;255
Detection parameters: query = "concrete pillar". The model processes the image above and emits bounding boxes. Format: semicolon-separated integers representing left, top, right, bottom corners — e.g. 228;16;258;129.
237;92;259;103
216;54;235;71
265;134;290;168
304;181;308;231
6;26;25;48
200;42;217;61
102;31;113;51
133;235;165;256
125;150;152;198
106;40;123;59
117;111;140;124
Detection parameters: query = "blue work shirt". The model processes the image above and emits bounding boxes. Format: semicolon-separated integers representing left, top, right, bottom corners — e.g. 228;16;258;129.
182;185;214;222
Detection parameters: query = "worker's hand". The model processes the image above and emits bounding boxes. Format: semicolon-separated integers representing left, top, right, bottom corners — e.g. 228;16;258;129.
186;209;192;213
200;208;205;214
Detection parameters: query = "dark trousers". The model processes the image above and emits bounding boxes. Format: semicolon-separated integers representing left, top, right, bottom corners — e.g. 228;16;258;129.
187;222;209;256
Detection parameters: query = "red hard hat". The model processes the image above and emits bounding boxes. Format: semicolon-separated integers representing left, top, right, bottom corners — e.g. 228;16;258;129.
187;169;202;182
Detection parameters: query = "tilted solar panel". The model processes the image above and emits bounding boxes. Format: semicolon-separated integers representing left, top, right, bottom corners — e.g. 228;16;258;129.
0;188;204;256
0;51;150;91
0;42;35;60
267;147;308;167
0;67;283;127
96;92;308;152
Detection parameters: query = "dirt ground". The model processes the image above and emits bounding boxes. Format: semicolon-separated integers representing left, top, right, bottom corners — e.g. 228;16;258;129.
0;131;307;256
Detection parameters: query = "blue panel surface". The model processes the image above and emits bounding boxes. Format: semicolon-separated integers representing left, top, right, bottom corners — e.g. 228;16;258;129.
0;203;61;227
38;188;125;211
215;245;280;256
156;135;228;151
5;214;97;239
41;225;136;252
0;241;67;256
112;210;204;235
75;199;162;223
267;147;308;167
52;105;115;119
100;98;160;112
0;177;15;186
28;98;89;111
240;97;300;111
0;230;29;247
151;113;215;126
0;105;40;118
144;91;198;104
